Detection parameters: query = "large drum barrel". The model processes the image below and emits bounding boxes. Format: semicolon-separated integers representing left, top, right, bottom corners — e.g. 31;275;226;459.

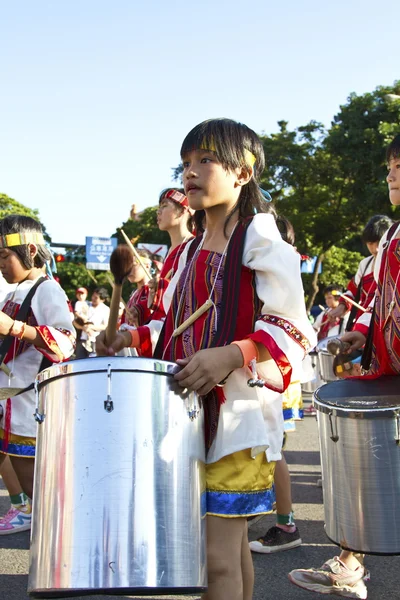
28;357;206;597
314;377;400;555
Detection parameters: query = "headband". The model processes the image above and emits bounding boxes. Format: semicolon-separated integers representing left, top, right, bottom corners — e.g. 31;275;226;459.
0;232;46;249
164;190;195;215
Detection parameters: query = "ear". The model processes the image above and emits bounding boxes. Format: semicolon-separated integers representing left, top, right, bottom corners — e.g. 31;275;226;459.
28;243;38;258
234;165;253;187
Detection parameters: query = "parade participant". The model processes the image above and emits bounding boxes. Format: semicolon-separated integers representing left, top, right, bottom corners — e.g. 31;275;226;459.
75;287;109;358
249;215;302;555
97;118;316;600
0;215;75;533
145;189;195;318
328;215;393;331
121;249;153;327
313;285;349;341
288;134;400;599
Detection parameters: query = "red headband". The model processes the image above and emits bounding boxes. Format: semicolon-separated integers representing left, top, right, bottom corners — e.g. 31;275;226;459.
164;190;194;215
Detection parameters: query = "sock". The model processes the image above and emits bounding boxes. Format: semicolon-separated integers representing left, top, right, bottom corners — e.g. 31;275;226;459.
10;492;30;510
276;512;296;532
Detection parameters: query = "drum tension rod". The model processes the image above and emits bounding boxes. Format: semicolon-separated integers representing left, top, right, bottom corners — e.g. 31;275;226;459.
329;411;339;443
104;364;114;413
395;411;400;446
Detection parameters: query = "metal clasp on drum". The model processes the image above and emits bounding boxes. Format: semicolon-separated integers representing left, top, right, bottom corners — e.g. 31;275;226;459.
104;364;114;413
34;378;46;424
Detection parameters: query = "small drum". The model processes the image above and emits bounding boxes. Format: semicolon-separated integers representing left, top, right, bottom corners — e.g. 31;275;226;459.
301;352;323;394
28;357;206;597
314;377;400;555
316;337;338;383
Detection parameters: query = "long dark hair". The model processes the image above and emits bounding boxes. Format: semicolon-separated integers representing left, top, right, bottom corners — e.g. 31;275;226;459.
0;214;51;269
180;118;274;235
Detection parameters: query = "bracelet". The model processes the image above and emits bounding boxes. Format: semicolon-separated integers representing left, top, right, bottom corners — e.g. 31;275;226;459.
10;320;26;340
231;339;259;367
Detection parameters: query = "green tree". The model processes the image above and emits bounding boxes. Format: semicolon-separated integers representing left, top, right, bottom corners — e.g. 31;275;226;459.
114;206;169;247
260;82;400;308
0;193;40;220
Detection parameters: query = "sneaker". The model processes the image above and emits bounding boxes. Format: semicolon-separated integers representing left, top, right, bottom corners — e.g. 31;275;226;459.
249;525;302;553
0;504;32;535
288;556;368;598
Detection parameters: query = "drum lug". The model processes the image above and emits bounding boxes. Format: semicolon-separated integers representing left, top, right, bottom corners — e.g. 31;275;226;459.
34;379;45;424
104;364;114;413
395;411;400;446
329;411;339;443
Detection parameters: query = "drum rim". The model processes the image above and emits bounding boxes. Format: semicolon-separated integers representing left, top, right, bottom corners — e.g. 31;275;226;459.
36;356;178;386
314;397;400;418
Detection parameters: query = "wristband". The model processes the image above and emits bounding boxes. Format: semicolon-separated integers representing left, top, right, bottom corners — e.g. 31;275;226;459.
10;320;26;340
129;329;140;348
231;339;259;367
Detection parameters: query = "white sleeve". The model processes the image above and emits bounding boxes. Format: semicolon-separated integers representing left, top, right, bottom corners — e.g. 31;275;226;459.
31;279;76;362
243;214;317;392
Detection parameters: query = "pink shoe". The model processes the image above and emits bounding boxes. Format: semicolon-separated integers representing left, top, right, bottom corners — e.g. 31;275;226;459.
0;504;32;535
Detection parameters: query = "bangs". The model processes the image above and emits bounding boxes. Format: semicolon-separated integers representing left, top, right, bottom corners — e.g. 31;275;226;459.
180;118;262;173
386;134;400;162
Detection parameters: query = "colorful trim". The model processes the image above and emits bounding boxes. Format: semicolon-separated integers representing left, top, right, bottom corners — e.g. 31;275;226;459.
206;487;275;517
283;407;304;421
0;430;35;457
248;329;292;392
35;326;67;362
257;314;311;354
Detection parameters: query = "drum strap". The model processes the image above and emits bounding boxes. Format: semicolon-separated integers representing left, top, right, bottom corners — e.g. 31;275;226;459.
0;276;52;390
361;222;399;372
345;256;374;332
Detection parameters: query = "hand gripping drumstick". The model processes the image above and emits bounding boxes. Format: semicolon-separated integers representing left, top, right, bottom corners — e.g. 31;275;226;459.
106;245;134;346
120;229;153;281
331;291;367;313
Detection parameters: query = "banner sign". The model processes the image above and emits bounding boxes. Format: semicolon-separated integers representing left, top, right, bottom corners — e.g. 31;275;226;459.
86;236;117;270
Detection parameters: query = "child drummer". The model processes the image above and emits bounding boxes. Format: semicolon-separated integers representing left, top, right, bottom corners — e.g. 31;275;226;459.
98;118;316;600
288;134;400;599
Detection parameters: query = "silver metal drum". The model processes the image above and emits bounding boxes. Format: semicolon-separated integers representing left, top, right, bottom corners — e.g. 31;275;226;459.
315;377;400;555
301;352;323;394
316;338;338;383
28;357;206;598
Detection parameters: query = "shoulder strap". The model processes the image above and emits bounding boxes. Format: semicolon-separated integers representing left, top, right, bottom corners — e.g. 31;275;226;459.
0;276;47;366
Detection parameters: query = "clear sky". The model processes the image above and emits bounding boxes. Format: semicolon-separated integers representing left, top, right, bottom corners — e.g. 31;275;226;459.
0;1;398;244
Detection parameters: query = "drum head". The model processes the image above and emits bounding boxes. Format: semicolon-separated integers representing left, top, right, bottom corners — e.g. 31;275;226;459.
314;376;400;410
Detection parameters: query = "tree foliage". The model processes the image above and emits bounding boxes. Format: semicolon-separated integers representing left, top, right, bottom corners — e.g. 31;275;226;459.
114;206;169;247
259;82;400;307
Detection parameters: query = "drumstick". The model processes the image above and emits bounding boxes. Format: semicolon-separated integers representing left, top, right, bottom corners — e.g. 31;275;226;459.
120;229;153;281
172;299;213;338
106;245;134;346
105;273;126;307
332;291;367;313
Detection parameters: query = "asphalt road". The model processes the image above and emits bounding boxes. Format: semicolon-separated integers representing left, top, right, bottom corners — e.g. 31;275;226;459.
1;394;399;600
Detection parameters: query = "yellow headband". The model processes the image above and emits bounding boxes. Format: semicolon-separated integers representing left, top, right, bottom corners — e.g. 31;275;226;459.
200;138;256;168
0;232;45;249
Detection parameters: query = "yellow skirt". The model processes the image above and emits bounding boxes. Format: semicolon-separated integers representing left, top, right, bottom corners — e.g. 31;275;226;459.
0;429;36;458
282;380;303;432
206;448;276;518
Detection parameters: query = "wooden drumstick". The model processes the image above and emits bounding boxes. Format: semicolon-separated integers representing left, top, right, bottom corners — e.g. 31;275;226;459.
332;291;367;313
105;245;134;346
172;299;213;338
120;229;153;281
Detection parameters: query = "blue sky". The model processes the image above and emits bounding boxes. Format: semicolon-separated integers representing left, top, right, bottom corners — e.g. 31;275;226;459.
0;1;398;244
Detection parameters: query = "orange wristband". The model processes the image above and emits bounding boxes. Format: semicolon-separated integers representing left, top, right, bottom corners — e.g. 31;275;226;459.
231;339;259;367
129;329;140;348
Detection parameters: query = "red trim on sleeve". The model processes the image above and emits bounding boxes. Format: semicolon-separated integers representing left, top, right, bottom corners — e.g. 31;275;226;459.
35;326;65;362
247;329;292;392
137;326;152;358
